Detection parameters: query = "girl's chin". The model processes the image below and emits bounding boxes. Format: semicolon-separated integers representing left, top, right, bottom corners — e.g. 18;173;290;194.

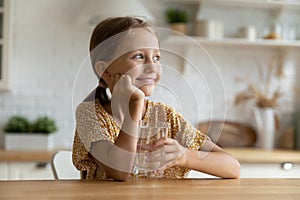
139;85;155;96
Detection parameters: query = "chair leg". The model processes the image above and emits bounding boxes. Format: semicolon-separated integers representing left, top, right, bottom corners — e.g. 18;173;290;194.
80;170;87;179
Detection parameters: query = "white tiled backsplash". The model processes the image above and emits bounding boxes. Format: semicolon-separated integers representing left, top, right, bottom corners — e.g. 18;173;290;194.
0;0;299;149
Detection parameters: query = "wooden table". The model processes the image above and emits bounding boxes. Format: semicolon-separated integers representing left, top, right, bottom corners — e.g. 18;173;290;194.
0;179;299;200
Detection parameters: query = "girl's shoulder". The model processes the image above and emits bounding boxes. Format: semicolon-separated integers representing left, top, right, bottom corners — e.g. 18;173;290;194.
75;100;108;118
147;101;183;120
148;100;172;110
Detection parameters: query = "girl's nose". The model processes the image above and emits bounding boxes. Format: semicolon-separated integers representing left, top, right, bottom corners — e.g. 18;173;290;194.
143;63;158;73
144;55;155;64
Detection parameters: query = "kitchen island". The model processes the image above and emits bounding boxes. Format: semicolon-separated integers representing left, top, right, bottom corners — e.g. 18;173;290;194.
0;178;299;200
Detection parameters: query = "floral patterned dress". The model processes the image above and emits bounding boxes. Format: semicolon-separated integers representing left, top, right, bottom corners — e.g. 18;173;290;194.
72;100;208;179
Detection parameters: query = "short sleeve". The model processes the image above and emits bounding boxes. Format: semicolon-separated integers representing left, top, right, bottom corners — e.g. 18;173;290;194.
75;102;111;150
166;106;208;151
72;102;112;177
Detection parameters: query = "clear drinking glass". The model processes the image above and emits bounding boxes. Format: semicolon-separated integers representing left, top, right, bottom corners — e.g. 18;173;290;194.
131;120;169;179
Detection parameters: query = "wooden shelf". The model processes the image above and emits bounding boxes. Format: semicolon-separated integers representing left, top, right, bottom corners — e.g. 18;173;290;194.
163;0;300;9
162;35;300;49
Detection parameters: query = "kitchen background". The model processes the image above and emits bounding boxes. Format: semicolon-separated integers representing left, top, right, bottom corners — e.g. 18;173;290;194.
0;0;300;150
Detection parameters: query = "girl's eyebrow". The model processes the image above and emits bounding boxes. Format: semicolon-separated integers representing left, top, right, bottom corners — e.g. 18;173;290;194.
131;48;160;53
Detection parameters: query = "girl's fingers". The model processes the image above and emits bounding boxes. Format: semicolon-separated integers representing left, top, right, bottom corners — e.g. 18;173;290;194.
145;151;178;165
145;138;179;152
122;74;133;86
111;73;121;90
151;137;171;148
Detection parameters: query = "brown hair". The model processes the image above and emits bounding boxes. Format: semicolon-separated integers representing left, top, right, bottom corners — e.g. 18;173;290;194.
88;17;151;105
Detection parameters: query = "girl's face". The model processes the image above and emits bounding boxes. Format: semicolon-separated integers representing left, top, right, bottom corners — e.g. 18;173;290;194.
103;29;161;97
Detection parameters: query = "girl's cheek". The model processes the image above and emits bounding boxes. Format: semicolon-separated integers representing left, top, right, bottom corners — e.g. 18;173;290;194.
126;65;143;76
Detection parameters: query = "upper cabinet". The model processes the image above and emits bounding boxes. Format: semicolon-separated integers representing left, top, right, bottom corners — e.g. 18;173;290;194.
0;0;10;91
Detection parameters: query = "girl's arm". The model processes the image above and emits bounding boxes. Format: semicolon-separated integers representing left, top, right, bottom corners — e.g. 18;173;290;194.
152;138;241;179
90;100;143;181
90;75;145;181
183;140;241;178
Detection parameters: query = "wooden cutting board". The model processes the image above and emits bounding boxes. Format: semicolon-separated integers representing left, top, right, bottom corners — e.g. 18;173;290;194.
198;121;257;147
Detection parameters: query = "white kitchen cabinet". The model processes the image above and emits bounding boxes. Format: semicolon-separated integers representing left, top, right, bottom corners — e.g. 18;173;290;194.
187;162;300;178
0;162;8;179
0;162;54;180
0;150;56;180
240;163;300;178
187;148;300;178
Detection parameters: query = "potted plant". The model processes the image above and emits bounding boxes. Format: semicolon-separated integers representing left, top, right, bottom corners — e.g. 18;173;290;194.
4;115;58;150
166;8;188;34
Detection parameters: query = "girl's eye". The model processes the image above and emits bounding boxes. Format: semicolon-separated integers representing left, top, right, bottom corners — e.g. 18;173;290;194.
133;54;144;59
153;55;160;62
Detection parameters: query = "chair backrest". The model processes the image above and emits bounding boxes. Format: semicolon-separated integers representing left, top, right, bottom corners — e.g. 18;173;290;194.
51;150;81;180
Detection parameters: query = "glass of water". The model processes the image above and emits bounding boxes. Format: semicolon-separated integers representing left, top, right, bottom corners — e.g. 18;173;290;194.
131;120;169;179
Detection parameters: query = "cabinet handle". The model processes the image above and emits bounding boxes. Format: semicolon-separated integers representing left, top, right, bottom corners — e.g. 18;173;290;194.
35;162;51;170
281;162;294;170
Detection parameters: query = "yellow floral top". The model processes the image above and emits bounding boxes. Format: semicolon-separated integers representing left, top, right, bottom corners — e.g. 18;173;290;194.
72;100;208;180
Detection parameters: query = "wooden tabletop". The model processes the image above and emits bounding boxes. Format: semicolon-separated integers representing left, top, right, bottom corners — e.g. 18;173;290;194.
0;179;299;200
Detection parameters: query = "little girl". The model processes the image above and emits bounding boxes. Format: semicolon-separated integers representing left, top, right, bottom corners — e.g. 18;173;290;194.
72;17;240;180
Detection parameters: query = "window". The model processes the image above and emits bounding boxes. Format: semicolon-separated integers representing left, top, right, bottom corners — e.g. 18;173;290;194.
0;0;9;91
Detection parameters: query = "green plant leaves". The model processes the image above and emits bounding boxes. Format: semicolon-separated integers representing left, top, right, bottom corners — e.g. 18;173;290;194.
166;8;188;24
4;116;30;133
4;115;58;134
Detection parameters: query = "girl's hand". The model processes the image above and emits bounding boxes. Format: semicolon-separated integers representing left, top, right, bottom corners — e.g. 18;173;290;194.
110;74;145;128
144;137;187;169
111;74;145;103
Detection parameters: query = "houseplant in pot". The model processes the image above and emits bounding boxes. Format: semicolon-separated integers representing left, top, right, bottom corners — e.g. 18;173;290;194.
4;115;58;150
166;8;188;34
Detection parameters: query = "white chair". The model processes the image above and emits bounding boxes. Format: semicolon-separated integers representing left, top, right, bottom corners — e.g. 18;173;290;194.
51;150;81;180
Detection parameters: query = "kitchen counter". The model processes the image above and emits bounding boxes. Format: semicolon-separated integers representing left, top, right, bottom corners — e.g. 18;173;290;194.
225;148;300;163
0;150;57;162
1;148;300;163
0;179;299;200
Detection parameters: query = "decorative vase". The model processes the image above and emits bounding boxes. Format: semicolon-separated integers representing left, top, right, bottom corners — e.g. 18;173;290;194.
253;107;276;150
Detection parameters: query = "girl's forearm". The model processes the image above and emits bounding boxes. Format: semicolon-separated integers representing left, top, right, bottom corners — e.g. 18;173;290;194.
91;100;144;181
114;100;143;151
183;149;241;179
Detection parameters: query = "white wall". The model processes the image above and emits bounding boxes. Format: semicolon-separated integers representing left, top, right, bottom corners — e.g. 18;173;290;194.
0;0;93;148
0;0;299;149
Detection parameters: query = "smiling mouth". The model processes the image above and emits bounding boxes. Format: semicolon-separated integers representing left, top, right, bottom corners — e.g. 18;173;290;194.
135;75;157;86
135;78;155;85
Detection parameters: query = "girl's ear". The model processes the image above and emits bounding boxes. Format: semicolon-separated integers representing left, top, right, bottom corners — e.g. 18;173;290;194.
94;61;109;78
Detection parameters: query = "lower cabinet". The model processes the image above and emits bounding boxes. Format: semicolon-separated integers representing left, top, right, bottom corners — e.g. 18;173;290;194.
0;162;54;180
2;162;300;180
0;163;8;179
240;163;300;178
187;163;300;178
